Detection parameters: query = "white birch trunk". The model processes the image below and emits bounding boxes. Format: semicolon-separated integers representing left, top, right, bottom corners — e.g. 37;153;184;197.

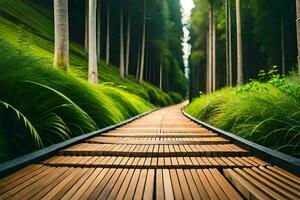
120;5;125;79
54;0;69;71
88;0;98;85
236;0;244;85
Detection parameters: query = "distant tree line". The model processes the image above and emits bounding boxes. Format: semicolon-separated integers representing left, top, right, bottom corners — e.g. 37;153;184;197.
50;0;187;97
190;0;299;99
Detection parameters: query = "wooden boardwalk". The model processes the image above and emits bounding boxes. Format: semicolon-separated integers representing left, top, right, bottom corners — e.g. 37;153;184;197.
1;103;300;199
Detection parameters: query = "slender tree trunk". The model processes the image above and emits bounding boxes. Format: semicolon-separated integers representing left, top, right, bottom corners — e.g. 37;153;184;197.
85;1;88;54
212;7;216;91
281;13;285;74
88;0;98;85
206;31;211;93
159;61;163;91
106;0;110;65
54;0;69;71
120;5;125;78
297;0;300;75
228;0;232;86
126;11;131;77
225;0;233;87
236;0;244;85
136;41;141;79
97;0;101;59
139;0;146;83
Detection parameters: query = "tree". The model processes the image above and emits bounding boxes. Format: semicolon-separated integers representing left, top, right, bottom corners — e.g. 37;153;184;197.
125;4;131;77
225;0;232;86
120;2;125;79
97;0;101;59
53;0;69;71
106;0;110;64
88;0;98;84
236;0;244;85
84;0;88;54
139;0;146;83
297;0;300;75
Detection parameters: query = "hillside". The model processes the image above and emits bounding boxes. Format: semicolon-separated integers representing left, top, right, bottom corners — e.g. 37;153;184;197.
0;0;181;162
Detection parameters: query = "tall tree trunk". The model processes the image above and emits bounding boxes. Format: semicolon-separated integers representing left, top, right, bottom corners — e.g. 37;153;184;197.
139;0;146;83
54;0;69;71
226;0;233;87
236;0;244;85
84;1;88;54
120;5;125;78
297;0;300;75
97;0;101;59
159;62;163;91
281;12;285;74
106;0;110;65
206;31;211;93
136;41;141;79
212;7;216;92
88;0;98;85
125;10;131;77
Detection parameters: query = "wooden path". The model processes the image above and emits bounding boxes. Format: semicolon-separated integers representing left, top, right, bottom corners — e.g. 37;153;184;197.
1;103;300;199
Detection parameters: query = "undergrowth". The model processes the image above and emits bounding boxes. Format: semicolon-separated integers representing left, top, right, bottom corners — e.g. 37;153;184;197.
186;66;300;158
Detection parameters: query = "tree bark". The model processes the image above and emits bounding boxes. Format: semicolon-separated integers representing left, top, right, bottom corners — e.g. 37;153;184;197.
54;0;69;71
88;0;98;85
297;0;300;75
212;6;216;92
120;5;125;78
125;10;131;77
206;31;211;93
281;13;285;74
139;0;146;83
236;0;244;85
226;0;233;87
106;0;110;65
136;41;141;79
159;62;163;91
97;0;101;59
84;0;88;54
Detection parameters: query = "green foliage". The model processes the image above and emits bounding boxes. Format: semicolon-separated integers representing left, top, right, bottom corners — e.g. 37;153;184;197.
186;72;300;158
0;39;155;162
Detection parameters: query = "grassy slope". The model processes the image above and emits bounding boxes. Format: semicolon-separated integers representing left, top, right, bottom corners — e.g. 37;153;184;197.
185;78;300;158
0;0;174;161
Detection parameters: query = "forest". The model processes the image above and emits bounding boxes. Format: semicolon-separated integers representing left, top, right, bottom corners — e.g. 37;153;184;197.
187;0;300;157
0;0;186;162
0;0;299;162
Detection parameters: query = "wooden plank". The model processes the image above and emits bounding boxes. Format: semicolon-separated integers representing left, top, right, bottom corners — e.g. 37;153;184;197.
169;169;184;200
143;169;155;200
156;169;165;200
163;169;174;200
133;169;148;200
223;168;271;200
124;169;141;200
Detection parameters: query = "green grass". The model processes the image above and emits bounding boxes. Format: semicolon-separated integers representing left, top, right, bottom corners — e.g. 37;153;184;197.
185;76;300;158
0;0;180;162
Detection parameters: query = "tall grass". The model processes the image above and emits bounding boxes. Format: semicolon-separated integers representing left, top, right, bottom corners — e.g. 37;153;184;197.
186;72;300;157
0;40;154;162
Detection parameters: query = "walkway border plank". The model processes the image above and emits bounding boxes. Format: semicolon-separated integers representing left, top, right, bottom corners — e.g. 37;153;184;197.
181;109;300;176
0;109;158;177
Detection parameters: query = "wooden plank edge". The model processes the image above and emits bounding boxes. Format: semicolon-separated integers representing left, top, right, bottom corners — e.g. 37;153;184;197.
181;109;300;177
0;108;159;178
